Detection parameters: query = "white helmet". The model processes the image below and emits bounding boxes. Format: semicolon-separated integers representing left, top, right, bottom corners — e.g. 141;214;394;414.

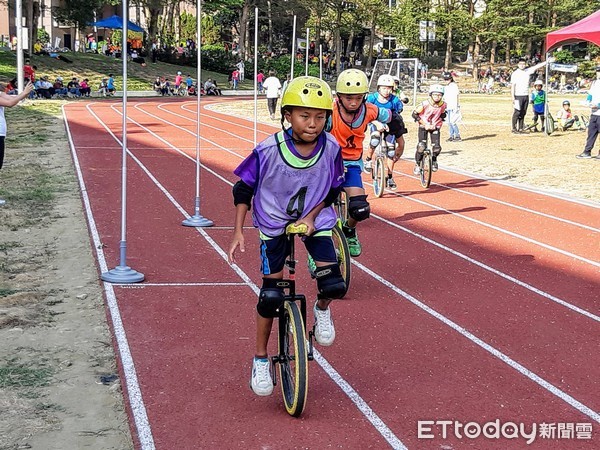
377;74;395;87
429;84;444;95
533;79;543;86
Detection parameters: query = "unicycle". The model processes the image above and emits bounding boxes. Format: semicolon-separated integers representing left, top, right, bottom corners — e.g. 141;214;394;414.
272;223;312;417
308;189;352;295
372;131;395;198
419;146;433;188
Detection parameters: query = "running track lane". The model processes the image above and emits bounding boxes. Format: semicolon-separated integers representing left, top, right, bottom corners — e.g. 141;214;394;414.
64;99;599;449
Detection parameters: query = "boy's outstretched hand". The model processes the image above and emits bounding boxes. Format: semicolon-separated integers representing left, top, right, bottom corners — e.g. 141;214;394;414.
228;232;245;264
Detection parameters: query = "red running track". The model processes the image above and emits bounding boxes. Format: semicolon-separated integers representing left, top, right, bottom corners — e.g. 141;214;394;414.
63;98;600;450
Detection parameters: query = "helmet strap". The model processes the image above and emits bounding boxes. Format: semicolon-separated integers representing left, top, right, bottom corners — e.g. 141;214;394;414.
336;95;364;129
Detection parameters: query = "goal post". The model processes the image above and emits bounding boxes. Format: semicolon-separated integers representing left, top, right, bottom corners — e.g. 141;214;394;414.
369;58;420;106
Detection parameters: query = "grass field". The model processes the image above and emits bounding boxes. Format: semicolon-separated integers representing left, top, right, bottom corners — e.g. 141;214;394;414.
0;50;252;92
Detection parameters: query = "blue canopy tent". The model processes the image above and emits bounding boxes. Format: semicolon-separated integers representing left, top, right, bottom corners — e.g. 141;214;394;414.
92;15;145;33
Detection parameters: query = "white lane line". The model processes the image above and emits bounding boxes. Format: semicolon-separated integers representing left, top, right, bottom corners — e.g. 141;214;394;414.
370;210;600;323
114;103;600;425
64;104;156;450
382;186;600;267
392;170;600;233
352;258;600;424
139;104;600;323
89;103;406;450
196;102;600;232
115;282;248;287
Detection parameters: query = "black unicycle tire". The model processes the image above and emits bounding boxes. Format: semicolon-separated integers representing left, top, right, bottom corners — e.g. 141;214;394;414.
420;150;432;188
332;225;351;296
373;156;386;198
278;301;308;417
335;191;348;224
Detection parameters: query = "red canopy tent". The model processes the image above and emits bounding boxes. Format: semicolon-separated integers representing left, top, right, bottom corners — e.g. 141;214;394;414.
546;9;600;51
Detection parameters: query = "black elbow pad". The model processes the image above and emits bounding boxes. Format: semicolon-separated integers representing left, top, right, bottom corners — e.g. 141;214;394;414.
323;185;342;207
233;180;254;207
411;110;420;121
441;112;447;121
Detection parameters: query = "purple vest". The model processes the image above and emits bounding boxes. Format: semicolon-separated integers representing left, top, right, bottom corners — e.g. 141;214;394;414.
234;131;344;237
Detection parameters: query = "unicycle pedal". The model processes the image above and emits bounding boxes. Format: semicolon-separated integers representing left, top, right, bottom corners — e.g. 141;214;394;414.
307;329;315;361
270;355;279;386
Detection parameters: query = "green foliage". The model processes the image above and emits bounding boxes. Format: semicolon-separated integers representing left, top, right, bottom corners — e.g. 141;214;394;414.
248;55;320;80
201;16;221;45
37;29;49;44
201;44;237;73
52;0;109;31
552;50;575;64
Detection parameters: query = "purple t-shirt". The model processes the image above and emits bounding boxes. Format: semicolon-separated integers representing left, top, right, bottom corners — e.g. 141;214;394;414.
234;130;344;237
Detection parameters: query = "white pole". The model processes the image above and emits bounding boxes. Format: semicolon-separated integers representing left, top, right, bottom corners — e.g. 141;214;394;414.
120;7;128;248
544;52;550;136
16;0;23;93
182;0;213;227
319;44;323;79
290;15;296;80
253;7;259;146
305;27;310;76
101;0;144;283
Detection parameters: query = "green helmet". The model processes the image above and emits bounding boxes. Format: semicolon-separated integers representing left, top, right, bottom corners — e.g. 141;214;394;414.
281;76;333;111
336;69;369;94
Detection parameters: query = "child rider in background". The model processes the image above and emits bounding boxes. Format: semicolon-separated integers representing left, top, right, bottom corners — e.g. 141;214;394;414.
411;84;447;173
329;69;391;256
364;74;409;190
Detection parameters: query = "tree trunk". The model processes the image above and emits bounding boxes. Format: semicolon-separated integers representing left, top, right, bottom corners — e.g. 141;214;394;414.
526;11;533;57
444;26;452;69
366;19;376;70
345;28;354;57
472;35;480;80
267;0;273;51
334;8;342;75
505;39;511;65
147;8;161;44
490;40;497;65
238;2;249;61
175;1;181;43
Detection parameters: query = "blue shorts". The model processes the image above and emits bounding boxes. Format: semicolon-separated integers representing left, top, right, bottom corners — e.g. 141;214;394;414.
341;164;363;189
260;232;337;275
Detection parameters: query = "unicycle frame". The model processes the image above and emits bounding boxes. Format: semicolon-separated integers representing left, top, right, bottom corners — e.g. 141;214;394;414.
271;225;313;417
372;131;395;198
419;146;433;188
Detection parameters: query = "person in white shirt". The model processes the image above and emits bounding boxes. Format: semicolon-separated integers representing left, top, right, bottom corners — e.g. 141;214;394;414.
510;58;548;133
577;66;600;159
262;70;282;120
0;82;35;205
443;71;461;141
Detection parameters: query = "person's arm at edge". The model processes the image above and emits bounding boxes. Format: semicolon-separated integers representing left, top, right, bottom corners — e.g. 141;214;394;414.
0;82;34;106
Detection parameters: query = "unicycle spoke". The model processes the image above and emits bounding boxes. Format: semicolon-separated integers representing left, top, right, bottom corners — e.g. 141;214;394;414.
420;150;432;188
278;301;308;417
332;225;351;296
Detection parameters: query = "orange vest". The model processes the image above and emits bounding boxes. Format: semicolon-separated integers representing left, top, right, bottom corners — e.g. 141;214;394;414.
330;101;384;161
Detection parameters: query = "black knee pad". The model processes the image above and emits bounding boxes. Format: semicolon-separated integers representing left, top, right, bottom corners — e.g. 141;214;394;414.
348;195;370;221
257;278;285;318
315;264;346;299
417;142;426;153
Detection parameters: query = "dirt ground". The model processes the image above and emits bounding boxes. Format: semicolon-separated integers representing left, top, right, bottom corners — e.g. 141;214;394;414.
0;94;597;450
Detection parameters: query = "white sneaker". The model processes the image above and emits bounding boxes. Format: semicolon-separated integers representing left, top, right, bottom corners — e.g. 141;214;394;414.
313;302;335;346
364;158;372;173
432;161;439;172
250;357;273;396
413;164;420;175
